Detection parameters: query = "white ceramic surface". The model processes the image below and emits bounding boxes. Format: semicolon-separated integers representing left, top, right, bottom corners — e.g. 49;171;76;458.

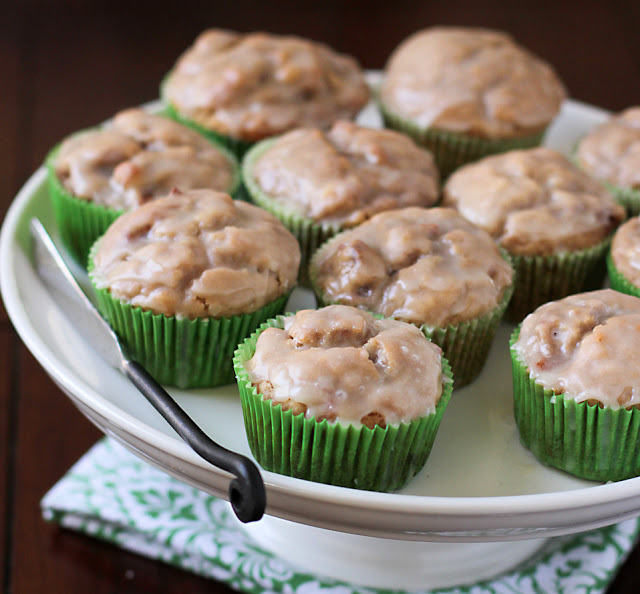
4;96;640;556
239;512;547;589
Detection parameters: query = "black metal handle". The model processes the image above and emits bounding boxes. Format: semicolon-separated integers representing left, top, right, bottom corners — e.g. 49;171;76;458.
122;359;266;523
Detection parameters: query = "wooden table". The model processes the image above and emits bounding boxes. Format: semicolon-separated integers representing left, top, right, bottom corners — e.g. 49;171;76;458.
2;1;640;591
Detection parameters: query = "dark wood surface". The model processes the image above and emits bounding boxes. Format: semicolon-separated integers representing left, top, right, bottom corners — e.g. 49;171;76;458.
2;1;640;592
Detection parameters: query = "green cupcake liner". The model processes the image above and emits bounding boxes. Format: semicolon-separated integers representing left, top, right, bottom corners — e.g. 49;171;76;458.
47;146;124;268
308;240;514;389
46;128;242;268
510;327;640;482
242;138;342;285
379;101;545;179
607;251;640;297
88;244;291;388
419;283;513;389
233;315;453;491
506;236;613;323
46;151;124;268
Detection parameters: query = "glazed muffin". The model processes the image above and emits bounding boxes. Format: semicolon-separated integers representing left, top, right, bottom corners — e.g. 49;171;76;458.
379;27;566;177
575;107;640;216
162;29;370;156
89;188;300;388
48;108;240;266
608;216;640;297
443;147;626;320
510;289;640;481
234;305;453;491
243;120;440;281
309;207;514;387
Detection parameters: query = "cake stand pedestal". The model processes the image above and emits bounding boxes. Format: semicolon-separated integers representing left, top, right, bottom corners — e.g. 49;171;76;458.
241;513;546;590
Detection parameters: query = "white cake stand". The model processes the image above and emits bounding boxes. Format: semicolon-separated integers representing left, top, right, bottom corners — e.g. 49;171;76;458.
4;95;638;590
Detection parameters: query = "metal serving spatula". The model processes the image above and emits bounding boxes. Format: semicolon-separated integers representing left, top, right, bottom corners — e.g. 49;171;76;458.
30;218;266;523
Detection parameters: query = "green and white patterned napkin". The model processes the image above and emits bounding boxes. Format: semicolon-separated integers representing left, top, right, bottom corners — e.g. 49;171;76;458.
41;438;640;594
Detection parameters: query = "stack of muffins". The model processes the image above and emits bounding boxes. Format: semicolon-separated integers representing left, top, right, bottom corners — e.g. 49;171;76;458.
47;25;640;491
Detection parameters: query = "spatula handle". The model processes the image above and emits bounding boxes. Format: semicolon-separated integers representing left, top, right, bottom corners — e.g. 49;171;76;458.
122;359;266;523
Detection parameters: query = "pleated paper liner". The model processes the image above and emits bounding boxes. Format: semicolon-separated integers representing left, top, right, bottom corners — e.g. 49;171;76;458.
233;315;454;492
510;327;640;482
242;138;342;285
419;284;513;389
308;239;514;389
506;236;613;323
607;251;640;298
378;101;545;179
46;135;242;269
47;147;123;268
87;244;291;389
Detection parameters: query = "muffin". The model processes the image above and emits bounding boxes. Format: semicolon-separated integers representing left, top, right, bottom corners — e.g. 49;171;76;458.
89;188;300;388
443;147;626;320
48;108;240;266
608;216;640;297
242;120;440;282
309;207;514;387
510;289;640;481
162;29;370;156
575;107;640;216
233;305;453;491
379;27;567;177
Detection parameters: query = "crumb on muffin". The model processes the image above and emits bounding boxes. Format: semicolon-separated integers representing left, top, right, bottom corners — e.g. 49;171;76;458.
91;188;300;318
311;207;513;327
245;305;444;427
443;147;625;256
380;27;566;138
54;109;236;210
249;120;440;226
576;107;640;191
514;289;640;409
163;29;370;141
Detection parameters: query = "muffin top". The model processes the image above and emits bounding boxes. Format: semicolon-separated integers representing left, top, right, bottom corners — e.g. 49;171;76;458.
245;305;444;427
248;120;440;226
91;189;300;318
611;217;640;286
54;109;236;210
380;27;566;138
575;107;640;190
442;147;625;256
311;207;513;327
163;29;370;142
514;289;640;409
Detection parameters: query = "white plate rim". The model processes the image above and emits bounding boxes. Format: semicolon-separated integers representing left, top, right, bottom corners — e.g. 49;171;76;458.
4;99;640;535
